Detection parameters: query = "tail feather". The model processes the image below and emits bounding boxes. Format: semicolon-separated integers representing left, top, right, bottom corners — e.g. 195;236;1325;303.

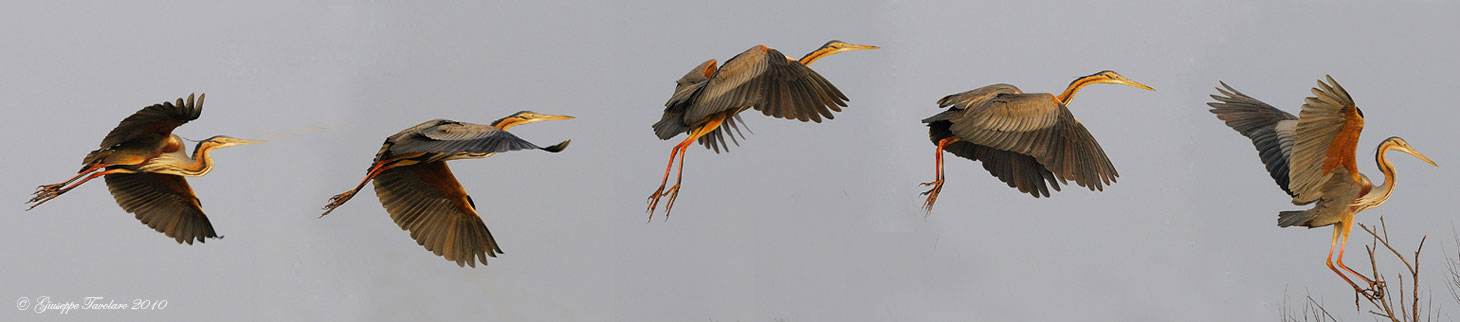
1277;210;1314;227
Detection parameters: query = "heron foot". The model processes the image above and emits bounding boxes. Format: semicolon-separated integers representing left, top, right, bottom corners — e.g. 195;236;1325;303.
321;191;356;217
646;184;667;221
919;180;944;214
660;184;681;220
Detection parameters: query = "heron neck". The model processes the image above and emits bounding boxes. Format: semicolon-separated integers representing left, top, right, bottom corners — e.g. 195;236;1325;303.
179;142;218;176
1055;76;1102;105
1359;142;1400;209
798;47;837;65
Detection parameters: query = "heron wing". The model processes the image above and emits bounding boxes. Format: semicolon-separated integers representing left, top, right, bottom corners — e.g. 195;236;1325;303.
925;84;1024;122
683;46;849;123
1289;76;1363;204
653;59;717;140
99;94;204;149
945;93;1118;191
930;122;1061;197
377;119;558;161
372;161;502;267
103;172;219;245
1207;81;1300;197
1277;168;1362;227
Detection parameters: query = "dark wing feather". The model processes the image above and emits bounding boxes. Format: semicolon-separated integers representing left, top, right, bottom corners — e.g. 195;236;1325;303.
99;94;203;149
930;121;1061;197
104;172;219;245
654;59;717;140
945;93;1118;191
1289;76;1362;204
1207;81;1300;196
372;162;502;267
377;119;562;161
662;46;849;151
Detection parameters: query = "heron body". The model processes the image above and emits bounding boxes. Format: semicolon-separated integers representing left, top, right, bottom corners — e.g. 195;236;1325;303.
918;70;1155;213
321;111;572;267
646;40;878;219
27;94;260;244
1207;77;1437;292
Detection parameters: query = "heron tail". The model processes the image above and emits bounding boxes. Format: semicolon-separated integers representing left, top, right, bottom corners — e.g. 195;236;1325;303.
1277;210;1315;227
541;140;570;153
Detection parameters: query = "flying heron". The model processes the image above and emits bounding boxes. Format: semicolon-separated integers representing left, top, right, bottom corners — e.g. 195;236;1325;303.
647;40;878;219
27;94;261;244
321;111;572;267
1207;76;1437;292
919;70;1155;213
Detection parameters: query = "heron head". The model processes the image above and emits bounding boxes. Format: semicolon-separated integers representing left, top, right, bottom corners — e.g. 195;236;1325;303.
1076;70;1156;91
1383;137;1438;167
199;135;264;149
492;111;574;130
820;40;880;54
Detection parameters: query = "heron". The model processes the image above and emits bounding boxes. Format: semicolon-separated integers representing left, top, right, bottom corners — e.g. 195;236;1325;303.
647;40;878;219
321;111;572;267
1207;76;1437;292
26;94;261;244
919;70;1155;213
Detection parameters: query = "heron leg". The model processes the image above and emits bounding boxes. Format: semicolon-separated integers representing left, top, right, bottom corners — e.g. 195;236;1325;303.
647;114;726;220
322;160;400;217
920;138;957;213
33;164;108;197
1334;219;1378;288
1323;222;1370;294
26;168;134;210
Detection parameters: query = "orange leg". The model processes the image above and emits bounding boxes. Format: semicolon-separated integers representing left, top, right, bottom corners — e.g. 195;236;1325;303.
321;159;402;217
26;167;134;210
1334;219;1377;287
647;114;726;221
1324;221;1375;293
920;137;957;213
33;164;108;197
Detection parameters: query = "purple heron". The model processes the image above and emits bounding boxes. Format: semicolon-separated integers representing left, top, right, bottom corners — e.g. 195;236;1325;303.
1207;76;1437;292
26;94;261;244
919;70;1155;213
320;111;572;267
647;40;878;219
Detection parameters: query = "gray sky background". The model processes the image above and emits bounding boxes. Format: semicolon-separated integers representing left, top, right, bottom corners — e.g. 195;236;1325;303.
3;1;1459;321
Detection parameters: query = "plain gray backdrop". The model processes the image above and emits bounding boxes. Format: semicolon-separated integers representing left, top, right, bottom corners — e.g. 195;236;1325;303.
3;1;1458;321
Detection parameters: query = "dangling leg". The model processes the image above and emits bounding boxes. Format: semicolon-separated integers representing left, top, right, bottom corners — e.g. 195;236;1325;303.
33;164;109;198
322;159;405;217
1324;222;1367;293
661;140;690;220
26;168;135;210
646;143;685;214
1334;217;1378;288
920;137;957;213
647;114;726;220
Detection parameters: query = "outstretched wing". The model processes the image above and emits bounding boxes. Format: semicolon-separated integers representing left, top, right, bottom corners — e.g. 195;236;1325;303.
1207;81;1300;197
377;119;567;161
100;94;204;149
682;45;850;124
930;121;1062;197
104;172;219;244
943;93;1118;191
372;161;502;267
1288;76;1363;204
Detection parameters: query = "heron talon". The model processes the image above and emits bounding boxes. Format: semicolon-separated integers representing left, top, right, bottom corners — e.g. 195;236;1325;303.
919;181;944;213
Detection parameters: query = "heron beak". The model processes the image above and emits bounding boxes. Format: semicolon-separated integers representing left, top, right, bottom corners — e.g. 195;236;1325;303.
1404;148;1438;167
1113;77;1156;91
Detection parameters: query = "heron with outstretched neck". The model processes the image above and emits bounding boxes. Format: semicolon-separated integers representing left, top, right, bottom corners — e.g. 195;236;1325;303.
27;94;260;244
919;70;1155;213
1207;76;1437;293
647;40;878;219
321;111;572;267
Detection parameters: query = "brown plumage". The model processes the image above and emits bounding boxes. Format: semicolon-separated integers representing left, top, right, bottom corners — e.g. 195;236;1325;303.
646;40;878;219
27;94;259;244
919;71;1154;213
321;112;572;267
1207;76;1438;293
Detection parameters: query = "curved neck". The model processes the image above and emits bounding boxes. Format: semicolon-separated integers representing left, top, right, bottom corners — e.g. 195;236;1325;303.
1365;143;1399;206
177;142;219;176
798;47;837;65
1055;76;1103;105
